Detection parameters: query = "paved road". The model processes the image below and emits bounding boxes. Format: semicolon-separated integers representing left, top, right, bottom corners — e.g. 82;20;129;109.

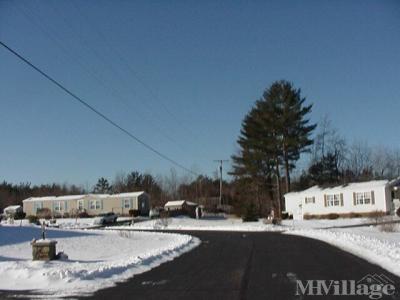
86;231;400;300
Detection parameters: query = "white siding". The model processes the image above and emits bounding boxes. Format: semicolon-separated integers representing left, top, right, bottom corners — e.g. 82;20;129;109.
284;181;393;220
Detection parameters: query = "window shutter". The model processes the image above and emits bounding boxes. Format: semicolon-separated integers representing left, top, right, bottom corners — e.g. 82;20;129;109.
64;201;68;211
324;194;327;207
101;199;103;210
371;191;375;205
340;193;344;206
353;192;356;206
121;198;124;208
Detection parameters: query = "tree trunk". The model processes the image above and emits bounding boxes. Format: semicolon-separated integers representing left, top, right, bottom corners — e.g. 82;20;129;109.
284;156;291;194
282;143;291;194
275;159;282;218
256;183;262;216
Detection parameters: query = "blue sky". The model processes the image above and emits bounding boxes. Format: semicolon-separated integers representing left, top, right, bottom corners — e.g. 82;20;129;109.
0;0;399;186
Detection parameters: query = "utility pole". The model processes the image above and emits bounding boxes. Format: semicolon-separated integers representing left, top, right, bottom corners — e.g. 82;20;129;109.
213;160;229;206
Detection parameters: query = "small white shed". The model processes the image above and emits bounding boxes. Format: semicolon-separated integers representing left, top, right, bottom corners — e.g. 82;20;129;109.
164;200;186;211
3;205;23;216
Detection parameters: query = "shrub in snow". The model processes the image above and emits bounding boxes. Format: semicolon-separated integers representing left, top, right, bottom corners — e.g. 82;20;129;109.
348;212;362;218
27;215;39;224
242;203;258;222
303;213;339;220
129;209;140;217
272;218;282;225
56;251;69;260
396;208;400;218
37;208;52;220
160;211;171;227
13;211;26;220
118;231;133;238
378;222;398;233
326;213;340;220
367;210;386;225
78;211;90;218
303;213;313;220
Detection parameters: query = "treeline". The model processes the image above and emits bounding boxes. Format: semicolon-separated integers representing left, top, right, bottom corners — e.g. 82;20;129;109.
0;182;85;211
0;171;225;212
92;171;225;207
295;116;400;190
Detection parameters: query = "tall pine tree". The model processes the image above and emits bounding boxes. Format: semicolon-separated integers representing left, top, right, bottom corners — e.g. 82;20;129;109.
231;80;315;216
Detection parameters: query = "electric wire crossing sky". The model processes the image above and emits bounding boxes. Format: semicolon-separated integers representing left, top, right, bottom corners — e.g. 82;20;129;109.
0;40;199;177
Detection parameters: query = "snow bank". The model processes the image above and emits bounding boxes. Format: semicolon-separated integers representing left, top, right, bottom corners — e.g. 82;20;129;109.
113;216;283;232
285;227;400;277
0;226;199;297
280;217;374;229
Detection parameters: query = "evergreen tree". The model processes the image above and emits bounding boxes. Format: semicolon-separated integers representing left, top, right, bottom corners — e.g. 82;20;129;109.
265;81;316;193
307;153;341;186
231;80;315;216
93;177;112;194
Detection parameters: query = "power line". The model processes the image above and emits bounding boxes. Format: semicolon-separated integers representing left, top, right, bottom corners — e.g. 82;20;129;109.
47;2;195;150
66;1;211;159
0;40;198;176
14;3;185;150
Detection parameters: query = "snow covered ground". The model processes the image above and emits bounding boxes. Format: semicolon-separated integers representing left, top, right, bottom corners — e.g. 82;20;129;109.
283;218;400;277
113;215;284;232
0;216;134;229
0;224;200;298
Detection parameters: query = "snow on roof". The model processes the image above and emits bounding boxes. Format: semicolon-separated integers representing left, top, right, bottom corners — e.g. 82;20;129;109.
284;180;389;198
164;200;186;207
23;195;86;203
108;191;145;198
186;201;199;206
4;205;22;211
22;191;146;202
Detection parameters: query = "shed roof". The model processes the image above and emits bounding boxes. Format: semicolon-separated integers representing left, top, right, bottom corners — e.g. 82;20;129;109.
164;200;186;207
4;205;22;211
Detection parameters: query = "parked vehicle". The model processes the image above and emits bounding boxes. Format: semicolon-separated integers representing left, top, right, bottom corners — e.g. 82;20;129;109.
94;212;118;225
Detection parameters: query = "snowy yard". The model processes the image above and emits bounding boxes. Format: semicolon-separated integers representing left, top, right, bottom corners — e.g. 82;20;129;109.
0;224;199;298
116;215;283;232
0;216;134;230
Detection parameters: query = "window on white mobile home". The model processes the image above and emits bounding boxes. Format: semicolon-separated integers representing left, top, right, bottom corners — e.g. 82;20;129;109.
326;194;340;206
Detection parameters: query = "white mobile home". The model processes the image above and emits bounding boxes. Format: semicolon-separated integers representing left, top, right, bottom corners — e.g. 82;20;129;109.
284;179;400;220
23;191;150;217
